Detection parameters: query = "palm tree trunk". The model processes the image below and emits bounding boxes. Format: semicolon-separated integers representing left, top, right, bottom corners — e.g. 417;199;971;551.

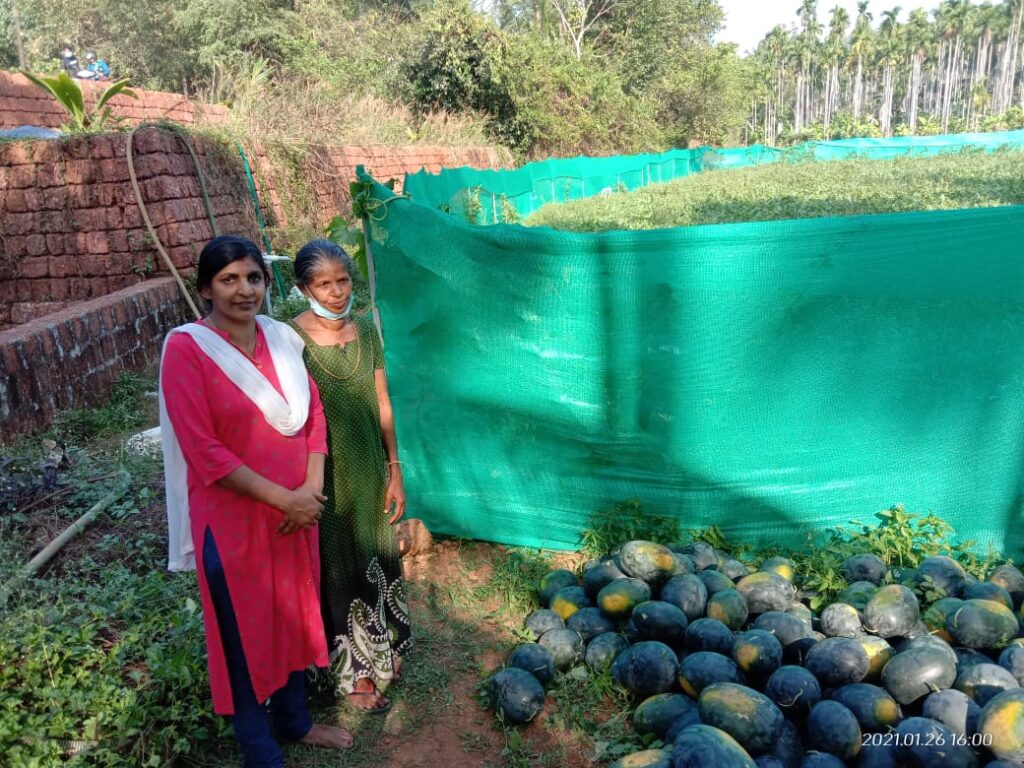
853;55;863;119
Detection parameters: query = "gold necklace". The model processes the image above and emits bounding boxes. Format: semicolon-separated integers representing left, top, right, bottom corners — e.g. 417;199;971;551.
295;321;364;382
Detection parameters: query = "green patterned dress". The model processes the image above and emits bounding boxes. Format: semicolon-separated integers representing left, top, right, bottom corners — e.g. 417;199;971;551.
290;314;412;695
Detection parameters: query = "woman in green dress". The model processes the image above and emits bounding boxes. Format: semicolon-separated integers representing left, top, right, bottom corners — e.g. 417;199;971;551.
290;239;411;713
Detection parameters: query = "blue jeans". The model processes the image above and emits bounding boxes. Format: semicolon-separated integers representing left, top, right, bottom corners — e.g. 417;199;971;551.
204;528;313;768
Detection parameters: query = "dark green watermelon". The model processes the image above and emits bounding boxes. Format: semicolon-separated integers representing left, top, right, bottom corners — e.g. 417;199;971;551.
611;641;679;698
881;642;957;705
634;693;698;739
758;556;796;583
978;688;1024;764
767;718;804;768
857;743;899;768
566;607;617;641
549;585;590;621
857;635;896;681
894;717;977;767
917;556;968;598
841;553;887;584
539;569;578;606
508;643;556;685
618;541;679;587
610;749;672;768
679;652;744;699
831;683;902;733
735;572;796;615
954;663;1020;706
947;599;1019;649
697;683;785;755
598;578;653;620
679;542;719;572
837;581;880;612
698;569;736;597
524;608;565;639
659;574;709;621
955;646;994;671
862;584;921;638
752;611;813;647
987;564;1024;609
805;700;862;760
673;553;697;575
664;705;703;743
798;754;846;768
783;636;818;666
764;665;821;717
633;601;689;646
963;581;1014;610
684;618;736;656
819;603;864;638
804;637;870;688
719;559;751;581
922;689;982;738
731;629;783;679
706;589;749;631
998;644;1024;685
487;667;545;723
584;561;627;599
538;628;583;670
922;597;964;643
785;603;814;624
585;632;630;672
670;724;756;767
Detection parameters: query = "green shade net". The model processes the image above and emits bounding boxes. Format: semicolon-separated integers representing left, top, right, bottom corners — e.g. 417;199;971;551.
364;133;1024;554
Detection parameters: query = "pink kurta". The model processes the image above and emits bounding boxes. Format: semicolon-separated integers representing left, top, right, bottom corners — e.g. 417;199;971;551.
161;323;329;714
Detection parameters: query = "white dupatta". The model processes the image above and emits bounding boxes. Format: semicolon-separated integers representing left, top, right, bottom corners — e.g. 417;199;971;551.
159;315;310;572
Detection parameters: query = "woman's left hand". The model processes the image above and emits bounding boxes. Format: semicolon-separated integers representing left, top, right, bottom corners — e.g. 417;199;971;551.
384;471;406;525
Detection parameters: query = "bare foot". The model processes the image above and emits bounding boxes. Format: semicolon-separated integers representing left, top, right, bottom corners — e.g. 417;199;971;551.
392;656;404;681
300;723;353;749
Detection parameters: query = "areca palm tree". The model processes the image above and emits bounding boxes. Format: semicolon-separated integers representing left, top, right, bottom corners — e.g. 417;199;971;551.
822;5;850;132
877;7;903;135
850;0;874;119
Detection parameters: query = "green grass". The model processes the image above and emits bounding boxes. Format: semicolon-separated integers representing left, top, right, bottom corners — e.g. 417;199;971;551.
524;149;1024;232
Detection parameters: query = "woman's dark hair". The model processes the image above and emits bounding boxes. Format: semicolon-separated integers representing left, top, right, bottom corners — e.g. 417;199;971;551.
294;239;355;287
196;235;269;292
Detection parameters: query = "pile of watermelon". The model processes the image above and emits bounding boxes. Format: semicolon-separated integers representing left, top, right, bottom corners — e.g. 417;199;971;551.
485;539;1024;767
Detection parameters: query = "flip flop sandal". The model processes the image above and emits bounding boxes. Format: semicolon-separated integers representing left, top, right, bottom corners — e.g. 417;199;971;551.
348;691;391;715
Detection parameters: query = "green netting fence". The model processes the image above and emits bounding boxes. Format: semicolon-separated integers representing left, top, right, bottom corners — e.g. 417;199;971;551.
403;129;1024;223
364;131;1024;554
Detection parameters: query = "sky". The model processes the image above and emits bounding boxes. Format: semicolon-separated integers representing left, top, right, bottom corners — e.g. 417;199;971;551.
715;0;948;54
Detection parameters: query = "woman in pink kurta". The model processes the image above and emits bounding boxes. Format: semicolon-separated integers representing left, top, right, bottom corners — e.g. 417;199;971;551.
160;235;351;767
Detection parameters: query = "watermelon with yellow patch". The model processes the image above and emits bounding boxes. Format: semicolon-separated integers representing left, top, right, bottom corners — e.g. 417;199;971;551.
549;585;590;621
978;688;1024;764
759;556;796;583
539;569;578;606
671;725;756;768
737;571;796;614
921;597;963;643
831;683;902;733
862;584;920;638
597;578;652;620
856;635;895;681
706;588;749;631
697;682;785;755
633;693;697;740
731;629;783;680
608;749;671;768
616;540;678;587
947;598;1019;649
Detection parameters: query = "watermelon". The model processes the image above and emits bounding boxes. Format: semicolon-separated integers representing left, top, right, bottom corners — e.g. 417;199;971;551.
524;608;564;638
978;688;1024;764
618;541;678;587
947;599;1019;649
732;629;783;679
685;618;736;656
862;585;920;638
679;652;744;699
954;663;1020;706
881;641;957;705
585;632;630;672
819;603;863;638
768;719;804;768
611;641;679;698
922;597;964;643
508;643;556;685
963;581;1014;610
841;553;886;584
566;607;616;641
736;572;795;615
894;717;977;767
680;542;719;572
956;646;994;671
610;749;672;768
917;556;968;598
699;569;737;597
785;603;813;623
634;693;697;740
837;581;879;612
670;724;756;767
922;689;982;737
706;589;750;631
697;683;785;754
805;700;862;760
633;601;689;646
998;644;1024;685
673;553;697;575
831;683;902;733
660;574;709;621
804;637;870;688
538;628;583;670
857;743;898;768
783;637;818;666
583;560;627;599
988;564;1024;609
664;705;703;743
549;586;590;621
798;755;845;768
487;667;545;723
752;611;813;647
539;569;578;606
719;559;751;581
758;556;796;583
857;635;895;680
598;578;653;620
764;665;821;717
